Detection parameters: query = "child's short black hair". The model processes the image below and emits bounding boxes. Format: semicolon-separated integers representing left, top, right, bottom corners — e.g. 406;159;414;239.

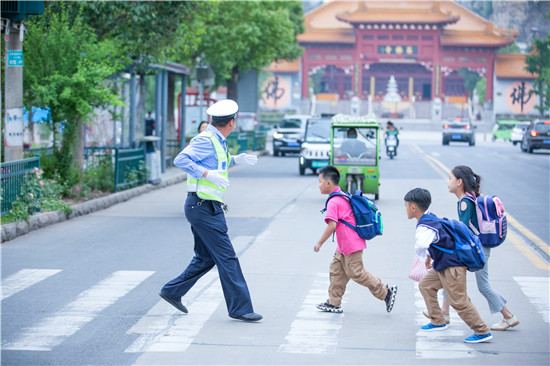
319;165;340;185
404;188;431;211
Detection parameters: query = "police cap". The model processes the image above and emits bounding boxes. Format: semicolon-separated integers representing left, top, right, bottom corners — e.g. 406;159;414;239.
207;99;238;124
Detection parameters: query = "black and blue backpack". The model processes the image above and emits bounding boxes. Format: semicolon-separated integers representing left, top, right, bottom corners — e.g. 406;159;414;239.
321;190;383;240
428;215;486;272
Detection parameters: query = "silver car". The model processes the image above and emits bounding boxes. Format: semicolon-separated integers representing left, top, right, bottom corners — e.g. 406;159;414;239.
442;118;476;146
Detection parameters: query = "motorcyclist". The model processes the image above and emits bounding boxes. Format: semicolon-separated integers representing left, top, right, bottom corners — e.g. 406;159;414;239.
385;121;399;146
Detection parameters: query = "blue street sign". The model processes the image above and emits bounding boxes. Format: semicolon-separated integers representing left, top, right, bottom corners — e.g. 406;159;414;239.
7;51;23;67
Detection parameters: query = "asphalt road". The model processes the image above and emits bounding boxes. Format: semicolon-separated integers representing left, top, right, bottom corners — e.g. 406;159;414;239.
1;131;549;365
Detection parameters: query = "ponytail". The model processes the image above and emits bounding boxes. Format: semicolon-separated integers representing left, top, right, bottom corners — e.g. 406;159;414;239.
452;165;482;197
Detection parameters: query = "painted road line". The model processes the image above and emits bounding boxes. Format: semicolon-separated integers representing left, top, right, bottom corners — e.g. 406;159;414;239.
414;283;474;359
279;273;347;355
508;231;550;271
507;215;550;257
3;270;154;351
1;269;61;301
414;144;550;268
125;271;221;353
514;276;550;323
412;145;448;180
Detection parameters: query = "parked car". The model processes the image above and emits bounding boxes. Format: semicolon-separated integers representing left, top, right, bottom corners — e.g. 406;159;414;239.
510;122;531;146
272;114;311;156
521;120;550;153
299;115;332;175
442;118;476;146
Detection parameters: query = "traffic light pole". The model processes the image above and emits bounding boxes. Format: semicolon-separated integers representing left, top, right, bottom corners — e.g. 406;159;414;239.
3;20;24;162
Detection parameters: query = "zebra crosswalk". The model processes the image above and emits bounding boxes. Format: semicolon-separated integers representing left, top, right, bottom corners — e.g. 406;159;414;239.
1;268;549;359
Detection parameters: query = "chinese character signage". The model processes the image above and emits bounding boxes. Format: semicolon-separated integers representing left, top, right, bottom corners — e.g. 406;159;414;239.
505;81;536;114
260;75;290;110
7;51;23;67
377;45;417;55
4;108;24;146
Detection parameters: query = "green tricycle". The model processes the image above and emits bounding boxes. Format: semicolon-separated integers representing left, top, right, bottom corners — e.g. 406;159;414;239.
330;114;380;200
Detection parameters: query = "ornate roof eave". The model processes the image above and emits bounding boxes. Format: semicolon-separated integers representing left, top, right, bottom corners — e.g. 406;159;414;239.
335;15;460;27
441;39;515;48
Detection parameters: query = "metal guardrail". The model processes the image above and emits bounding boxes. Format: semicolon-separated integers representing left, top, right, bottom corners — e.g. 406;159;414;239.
1;157;41;216
114;147;146;192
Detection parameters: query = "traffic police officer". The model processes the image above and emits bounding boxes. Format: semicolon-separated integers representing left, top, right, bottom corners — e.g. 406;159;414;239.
159;99;262;322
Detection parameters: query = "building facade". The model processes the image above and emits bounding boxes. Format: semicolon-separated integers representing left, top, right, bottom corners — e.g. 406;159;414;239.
297;0;517;104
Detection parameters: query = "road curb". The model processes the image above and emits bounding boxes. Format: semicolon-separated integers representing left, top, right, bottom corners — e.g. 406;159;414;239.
1;172;187;243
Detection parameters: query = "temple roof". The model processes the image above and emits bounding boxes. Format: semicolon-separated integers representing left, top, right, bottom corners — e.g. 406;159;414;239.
495;53;537;79
336;1;459;26
298;0;517;48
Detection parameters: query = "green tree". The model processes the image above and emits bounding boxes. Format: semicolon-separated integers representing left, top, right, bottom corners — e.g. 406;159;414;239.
24;4;125;190
458;67;481;100
525;39;550;117
200;1;304;101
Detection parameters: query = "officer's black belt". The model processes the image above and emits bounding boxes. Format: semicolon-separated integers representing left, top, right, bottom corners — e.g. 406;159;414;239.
188;193;228;212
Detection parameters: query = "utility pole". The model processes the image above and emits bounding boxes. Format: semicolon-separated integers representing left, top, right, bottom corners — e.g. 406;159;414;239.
3;20;24;162
2;1;44;162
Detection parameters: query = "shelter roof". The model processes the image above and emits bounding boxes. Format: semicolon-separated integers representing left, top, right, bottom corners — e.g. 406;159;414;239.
298;0;517;48
495;53;537;79
267;59;301;73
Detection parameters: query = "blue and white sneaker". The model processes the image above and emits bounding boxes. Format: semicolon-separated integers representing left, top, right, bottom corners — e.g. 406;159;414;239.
464;333;493;343
420;323;448;332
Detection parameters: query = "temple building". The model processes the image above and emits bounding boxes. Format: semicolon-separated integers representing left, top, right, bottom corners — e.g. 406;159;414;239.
296;0;517;104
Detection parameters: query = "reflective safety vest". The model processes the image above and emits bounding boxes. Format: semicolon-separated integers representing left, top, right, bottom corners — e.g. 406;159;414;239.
187;131;231;203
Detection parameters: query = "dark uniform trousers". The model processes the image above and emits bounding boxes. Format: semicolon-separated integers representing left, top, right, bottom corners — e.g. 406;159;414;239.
161;193;254;317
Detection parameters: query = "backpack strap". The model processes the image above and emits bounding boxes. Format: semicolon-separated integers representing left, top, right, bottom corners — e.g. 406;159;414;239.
320;191;349;214
432;244;454;254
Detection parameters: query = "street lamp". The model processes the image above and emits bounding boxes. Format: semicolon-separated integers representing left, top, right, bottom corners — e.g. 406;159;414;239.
195;56;209;122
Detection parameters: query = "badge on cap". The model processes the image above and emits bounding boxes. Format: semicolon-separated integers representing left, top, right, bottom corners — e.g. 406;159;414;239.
207;99;239;118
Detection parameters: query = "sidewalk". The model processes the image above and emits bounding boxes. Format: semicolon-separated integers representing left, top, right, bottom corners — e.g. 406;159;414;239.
1;167;188;243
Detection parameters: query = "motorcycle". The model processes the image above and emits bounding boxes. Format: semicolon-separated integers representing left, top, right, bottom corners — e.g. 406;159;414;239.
385;133;398;159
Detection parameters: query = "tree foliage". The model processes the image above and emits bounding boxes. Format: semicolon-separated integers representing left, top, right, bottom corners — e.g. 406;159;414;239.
525;39;550;116
200;1;304;100
24;3;125;188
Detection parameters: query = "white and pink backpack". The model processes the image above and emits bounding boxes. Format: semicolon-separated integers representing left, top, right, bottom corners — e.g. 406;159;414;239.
464;193;507;248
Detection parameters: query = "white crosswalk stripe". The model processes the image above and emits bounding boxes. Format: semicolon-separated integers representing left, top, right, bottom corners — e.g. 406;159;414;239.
3;270;154;351
278;273;347;355
1;269;62;301
514;276;550;323
413;283;475;359
125;271;222;353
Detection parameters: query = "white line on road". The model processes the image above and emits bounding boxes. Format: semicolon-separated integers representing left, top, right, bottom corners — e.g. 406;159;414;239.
278;273;347;355
514;276;550;323
414;283;475;359
1;269;62;301
125;271;222;353
3;270;154;351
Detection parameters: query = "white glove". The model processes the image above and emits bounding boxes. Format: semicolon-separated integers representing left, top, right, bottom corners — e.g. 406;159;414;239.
234;153;258;166
204;170;229;188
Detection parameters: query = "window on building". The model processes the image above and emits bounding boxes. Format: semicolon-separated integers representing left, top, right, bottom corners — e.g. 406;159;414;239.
392;35;404;40
459;56;470;62
421;35;434;41
475;57;487;63
377;35;389;40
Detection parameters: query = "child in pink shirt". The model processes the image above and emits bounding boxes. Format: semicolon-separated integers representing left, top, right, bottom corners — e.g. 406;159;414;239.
314;166;397;313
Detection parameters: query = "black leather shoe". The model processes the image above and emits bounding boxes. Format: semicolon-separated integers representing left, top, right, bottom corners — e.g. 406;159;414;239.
159;291;188;313
230;312;263;322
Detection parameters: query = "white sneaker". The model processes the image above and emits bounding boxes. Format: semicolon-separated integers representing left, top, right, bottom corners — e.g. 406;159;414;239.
423;310;450;324
490;315;519;331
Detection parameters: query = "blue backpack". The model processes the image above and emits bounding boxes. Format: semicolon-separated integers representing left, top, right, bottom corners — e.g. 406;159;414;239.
464;194;507;248
321;190;383;240
430;216;486;272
